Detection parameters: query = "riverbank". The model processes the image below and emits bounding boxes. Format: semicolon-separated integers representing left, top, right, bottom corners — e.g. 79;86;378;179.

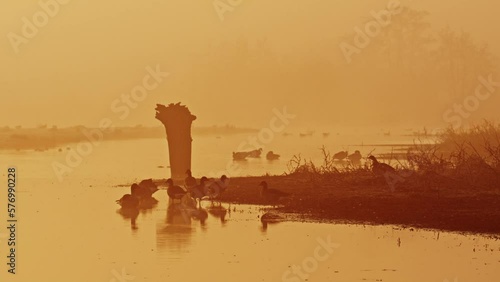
215;173;500;235
0;125;257;151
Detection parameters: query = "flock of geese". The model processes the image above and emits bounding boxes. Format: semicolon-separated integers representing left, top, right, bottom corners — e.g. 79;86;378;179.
116;170;230;209
233;148;281;161
116;155;396;210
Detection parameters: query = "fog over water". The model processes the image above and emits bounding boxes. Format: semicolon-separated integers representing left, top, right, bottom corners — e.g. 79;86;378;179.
1;1;499;130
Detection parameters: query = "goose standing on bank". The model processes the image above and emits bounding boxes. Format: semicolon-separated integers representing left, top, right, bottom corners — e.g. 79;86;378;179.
166;179;187;203
368;155;396;176
259;181;290;201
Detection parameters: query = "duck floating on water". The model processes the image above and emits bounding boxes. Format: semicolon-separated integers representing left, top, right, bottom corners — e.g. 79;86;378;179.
117;180;159;209
247;148;263;158
266;151;280;160
299;131;314;137
116;193;139;209
333;151;348;160
260;212;284;230
232;151;249;161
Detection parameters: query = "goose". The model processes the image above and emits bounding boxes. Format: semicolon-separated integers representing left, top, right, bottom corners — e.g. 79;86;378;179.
185;170;197;189
128;180;158;201
138;179;159;196
247;148;263;158
368;155;396;176
191;176;208;204
116;194;139;209
166;179;187;203
205;175;229;201
130;183;141;198
266;151;280;160
259;181;290;201
347;150;362;164
260;212;284;231
333;151;348;160
232;152;249;160
260;212;284;223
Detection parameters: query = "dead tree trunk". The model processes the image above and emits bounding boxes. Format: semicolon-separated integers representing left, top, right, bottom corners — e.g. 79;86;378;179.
155;103;197;180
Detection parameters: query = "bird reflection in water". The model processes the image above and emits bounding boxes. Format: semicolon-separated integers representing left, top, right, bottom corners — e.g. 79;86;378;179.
116;179;161;230
156;203;195;251
207;203;228;226
117;207;140;230
166;202;194;225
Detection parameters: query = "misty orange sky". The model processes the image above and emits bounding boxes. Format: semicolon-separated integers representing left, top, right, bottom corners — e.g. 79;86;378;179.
1;1;499;130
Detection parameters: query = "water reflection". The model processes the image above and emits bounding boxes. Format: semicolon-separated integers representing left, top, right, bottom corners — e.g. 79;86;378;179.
207;203;228;225
116;207;139;230
156;203;195;251
7;140;500;282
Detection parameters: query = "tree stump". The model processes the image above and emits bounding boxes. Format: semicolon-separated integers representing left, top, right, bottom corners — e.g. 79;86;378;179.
156;103;197;180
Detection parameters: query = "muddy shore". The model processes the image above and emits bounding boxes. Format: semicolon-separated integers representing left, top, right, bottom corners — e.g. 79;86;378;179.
214;174;500;235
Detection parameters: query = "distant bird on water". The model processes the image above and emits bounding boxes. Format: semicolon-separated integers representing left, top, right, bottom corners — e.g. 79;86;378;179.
166;179;187;203
185;170;197;189
333;151;348;160
368;155;396;176
232;152;249;161
259;181;290;201
266;151;280;160
247;148;263;158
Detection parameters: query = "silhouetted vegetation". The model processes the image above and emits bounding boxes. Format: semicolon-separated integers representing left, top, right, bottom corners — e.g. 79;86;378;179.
284;121;499;191
215;122;500;234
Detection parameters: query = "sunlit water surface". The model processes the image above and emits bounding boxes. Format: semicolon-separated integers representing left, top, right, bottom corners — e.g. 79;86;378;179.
0;135;499;281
